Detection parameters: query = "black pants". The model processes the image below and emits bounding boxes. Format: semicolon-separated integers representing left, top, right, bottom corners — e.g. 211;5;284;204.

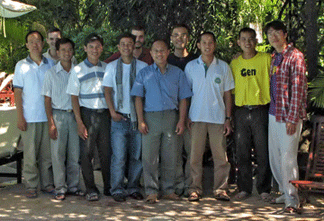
234;105;272;194
80;107;111;194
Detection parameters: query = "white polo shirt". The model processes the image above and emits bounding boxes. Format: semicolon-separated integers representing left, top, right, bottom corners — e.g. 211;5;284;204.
66;58;108;109
13;56;54;122
41;62;75;110
185;56;234;124
102;59;147;114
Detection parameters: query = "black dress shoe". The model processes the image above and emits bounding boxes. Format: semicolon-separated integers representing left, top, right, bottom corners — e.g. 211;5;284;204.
104;190;111;196
129;192;144;200
112;193;126;202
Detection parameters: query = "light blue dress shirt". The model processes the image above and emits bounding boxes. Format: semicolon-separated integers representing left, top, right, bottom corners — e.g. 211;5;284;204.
130;63;193;112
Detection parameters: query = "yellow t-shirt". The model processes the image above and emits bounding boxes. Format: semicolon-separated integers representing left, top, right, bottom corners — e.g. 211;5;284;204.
230;52;271;106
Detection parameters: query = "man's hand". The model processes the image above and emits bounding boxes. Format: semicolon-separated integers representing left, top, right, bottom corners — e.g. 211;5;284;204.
186;118;194;131
176;121;185;135
17;117;27;131
111;112;126;122
223;120;232;136
48;123;58;140
286;122;297;135
77;122;88;140
138;121;149;135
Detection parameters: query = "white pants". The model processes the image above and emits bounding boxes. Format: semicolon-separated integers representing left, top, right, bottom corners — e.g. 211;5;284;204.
268;115;301;208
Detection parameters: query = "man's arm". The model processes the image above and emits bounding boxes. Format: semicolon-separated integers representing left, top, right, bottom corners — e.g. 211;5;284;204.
176;98;187;135
104;87;125;122
44;96;57;140
135;96;148;135
14;88;27;131
71;95;88;140
224;90;233;136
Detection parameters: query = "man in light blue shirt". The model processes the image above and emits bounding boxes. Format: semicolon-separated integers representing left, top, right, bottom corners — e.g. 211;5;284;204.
131;39;192;204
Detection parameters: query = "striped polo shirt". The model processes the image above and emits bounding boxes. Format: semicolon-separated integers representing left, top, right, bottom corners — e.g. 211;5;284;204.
41;62;75;110
66;58;108;109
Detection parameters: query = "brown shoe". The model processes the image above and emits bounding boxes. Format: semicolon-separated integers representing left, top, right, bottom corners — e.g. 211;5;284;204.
161;193;181;201
145;194;158;204
215;192;230;201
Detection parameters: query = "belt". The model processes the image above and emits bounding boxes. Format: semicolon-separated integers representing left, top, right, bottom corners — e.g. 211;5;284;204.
240;105;265;110
117;112;131;118
53;108;73;113
81;107;108;113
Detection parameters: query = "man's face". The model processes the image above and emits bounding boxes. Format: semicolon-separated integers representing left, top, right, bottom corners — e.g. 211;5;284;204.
171;27;189;50
237;31;257;53
26;32;44;56
47;31;61;50
57;43;74;63
197;34;216;57
150;41;170;66
131;30;145;49
266;27;287;50
84;40;103;62
118;37;135;57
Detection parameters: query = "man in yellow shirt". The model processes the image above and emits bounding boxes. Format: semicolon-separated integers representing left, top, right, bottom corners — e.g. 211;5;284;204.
230;28;272;201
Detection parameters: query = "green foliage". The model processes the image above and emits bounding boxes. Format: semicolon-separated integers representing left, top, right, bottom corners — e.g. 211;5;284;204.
309;72;324;108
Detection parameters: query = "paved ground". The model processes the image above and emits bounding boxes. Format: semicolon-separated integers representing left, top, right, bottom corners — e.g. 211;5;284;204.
0;163;324;220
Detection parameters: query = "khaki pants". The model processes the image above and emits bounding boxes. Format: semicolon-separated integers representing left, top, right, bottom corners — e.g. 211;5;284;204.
21;122;53;191
190;122;230;195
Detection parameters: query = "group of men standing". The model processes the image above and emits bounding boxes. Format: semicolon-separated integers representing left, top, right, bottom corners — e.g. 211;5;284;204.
13;20;307;213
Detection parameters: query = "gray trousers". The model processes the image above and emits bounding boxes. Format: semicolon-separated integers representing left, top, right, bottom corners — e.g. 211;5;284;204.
142;110;179;196
51;110;80;194
80;107;111;194
21;122;53;191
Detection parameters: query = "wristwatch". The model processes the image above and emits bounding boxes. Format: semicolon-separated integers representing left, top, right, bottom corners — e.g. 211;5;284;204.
225;116;232;121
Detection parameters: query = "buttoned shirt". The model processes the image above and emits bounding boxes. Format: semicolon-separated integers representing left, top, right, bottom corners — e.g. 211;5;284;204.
66;58;108;109
13;56;54;122
185;56;234;124
102;59;147;114
43;49;78;65
41;62;75;110
270;43;307;124
130;63;193;112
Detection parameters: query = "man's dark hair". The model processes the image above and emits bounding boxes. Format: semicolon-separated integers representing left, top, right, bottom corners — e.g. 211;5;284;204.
84;33;104;46
197;31;216;43
238;27;256;38
55;38;75;51
47;27;61;36
117;33;136;44
131;25;145;32
171;23;191;35
25;30;44;43
151;39;170;50
264;20;287;35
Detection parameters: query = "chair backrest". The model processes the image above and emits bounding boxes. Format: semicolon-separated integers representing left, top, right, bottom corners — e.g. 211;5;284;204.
306;116;324;180
0;74;13;92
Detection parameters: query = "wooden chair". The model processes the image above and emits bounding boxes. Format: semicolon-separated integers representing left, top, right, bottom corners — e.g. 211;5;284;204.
0;74;15;106
290;115;324;204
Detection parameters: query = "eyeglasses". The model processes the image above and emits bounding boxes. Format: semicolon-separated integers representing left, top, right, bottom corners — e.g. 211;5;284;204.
171;33;188;38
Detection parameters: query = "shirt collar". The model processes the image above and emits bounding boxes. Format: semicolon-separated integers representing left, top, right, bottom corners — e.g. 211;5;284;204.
197;55;218;65
272;42;294;57
84;58;102;68
55;61;74;73
153;63;169;72
26;55;49;64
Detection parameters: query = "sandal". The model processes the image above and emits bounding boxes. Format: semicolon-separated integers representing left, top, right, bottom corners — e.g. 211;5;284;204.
260;192;272;202
235;191;250;200
145;194;158;204
284;206;297;213
68;190;85;196
215;192;230;201
86;192;99;201
26;190;37;198
54;193;66;201
188;192;201;202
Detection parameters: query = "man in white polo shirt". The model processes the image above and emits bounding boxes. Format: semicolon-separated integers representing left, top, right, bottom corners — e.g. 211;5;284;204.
185;32;234;202
66;33;111;201
13;30;55;198
42;38;83;201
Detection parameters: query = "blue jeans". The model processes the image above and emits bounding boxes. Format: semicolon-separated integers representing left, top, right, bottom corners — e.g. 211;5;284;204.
110;118;142;195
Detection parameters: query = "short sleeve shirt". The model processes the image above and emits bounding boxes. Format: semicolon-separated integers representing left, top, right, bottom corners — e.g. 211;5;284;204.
130;63;193;112
13;56;54;122
41;62;75;110
185;56;234;124
66;59;108;109
102;59;148;114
